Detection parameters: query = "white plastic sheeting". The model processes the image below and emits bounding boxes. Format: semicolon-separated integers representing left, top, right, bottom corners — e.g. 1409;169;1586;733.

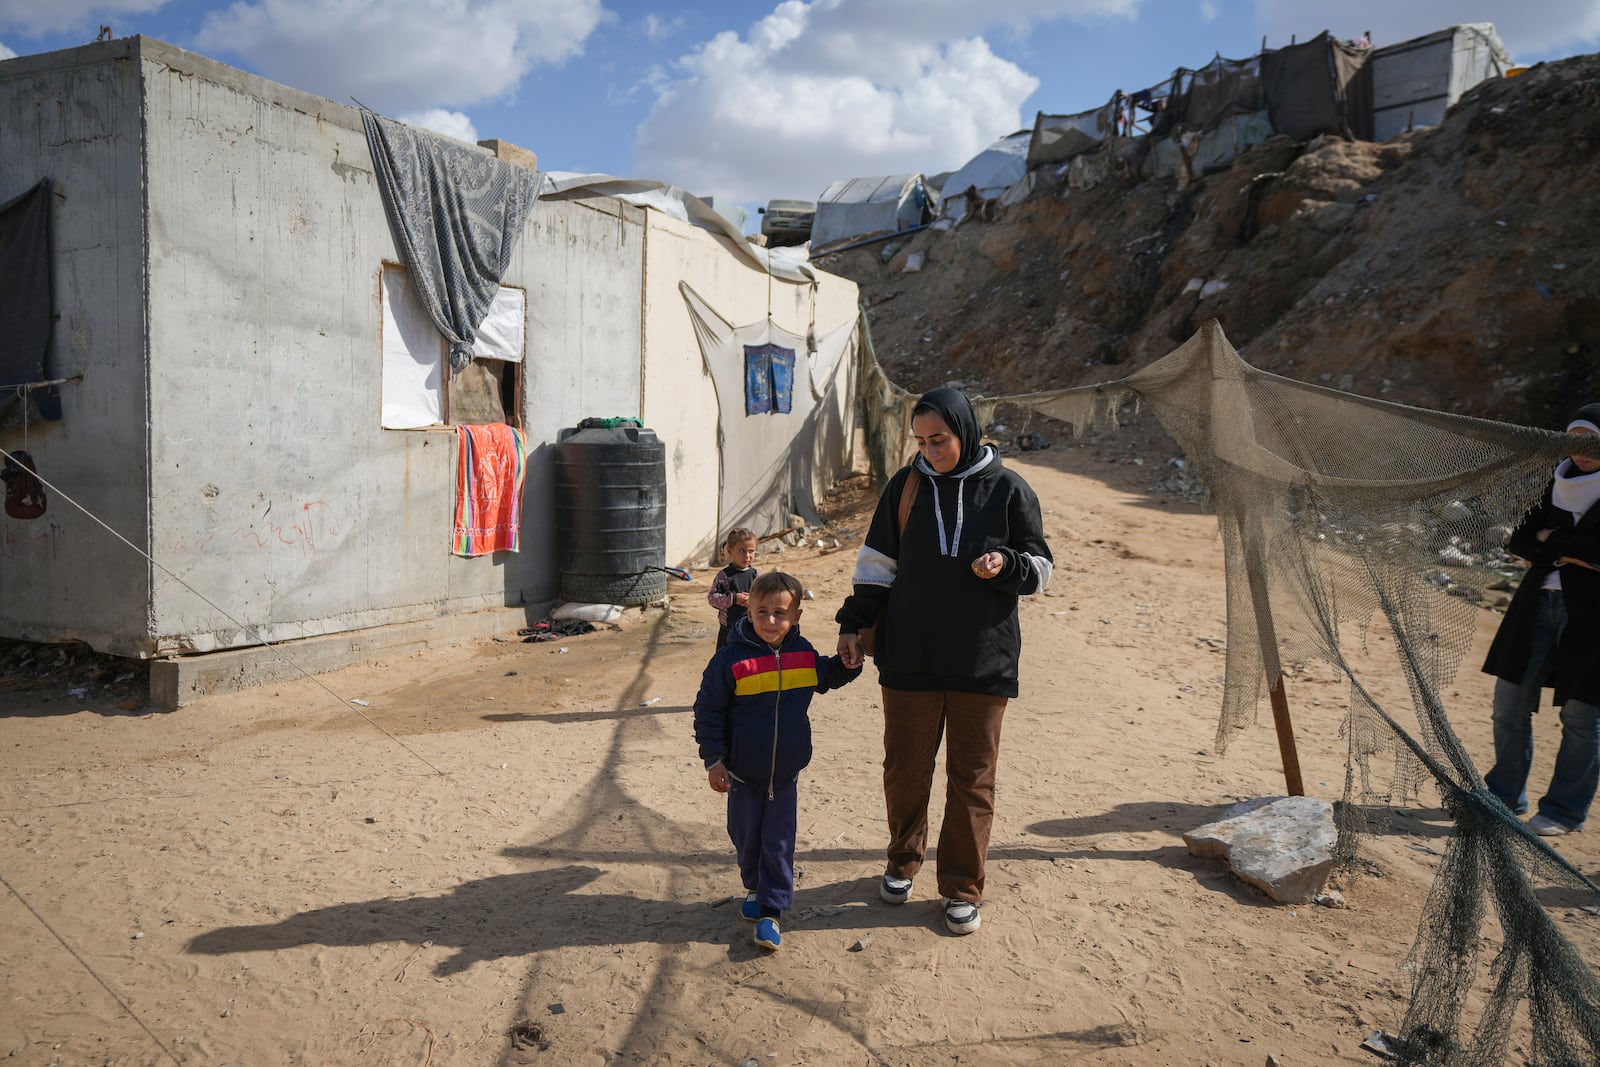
381;270;525;429
540;172;817;282
937;131;1031;221
809;174;927;251
680;283;859;539
380;266;442;429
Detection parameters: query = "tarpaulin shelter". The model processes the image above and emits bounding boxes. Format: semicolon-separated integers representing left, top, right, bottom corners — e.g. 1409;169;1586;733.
1259;31;1374;141
1172;54;1265;129
809;174;930;251
680;284;860;540
937;131;1030;221
1371;23;1513;141
1026;100;1119;168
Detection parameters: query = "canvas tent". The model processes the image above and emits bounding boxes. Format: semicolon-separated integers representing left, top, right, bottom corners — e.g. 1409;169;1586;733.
1371;24;1513;141
809;174;929;251
937;131;1031;221
0;36;860;685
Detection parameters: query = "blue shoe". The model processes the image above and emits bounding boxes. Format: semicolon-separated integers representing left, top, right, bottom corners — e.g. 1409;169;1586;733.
740;891;761;922
754;916;781;950
880;874;912;905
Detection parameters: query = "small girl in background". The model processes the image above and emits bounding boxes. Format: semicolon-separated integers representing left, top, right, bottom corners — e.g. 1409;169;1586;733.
708;527;759;648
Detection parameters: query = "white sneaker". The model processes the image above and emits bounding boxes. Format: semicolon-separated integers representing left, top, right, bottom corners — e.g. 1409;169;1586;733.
943;898;981;935
1528;814;1576;837
880;874;913;904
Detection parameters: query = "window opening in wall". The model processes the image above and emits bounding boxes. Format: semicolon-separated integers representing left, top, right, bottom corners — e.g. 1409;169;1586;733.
379;263;525;429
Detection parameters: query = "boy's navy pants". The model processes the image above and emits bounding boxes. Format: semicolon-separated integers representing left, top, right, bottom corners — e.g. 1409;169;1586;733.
727;775;798;913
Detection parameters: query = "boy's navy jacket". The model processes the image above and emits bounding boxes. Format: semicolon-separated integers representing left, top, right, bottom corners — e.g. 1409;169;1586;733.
693;618;860;785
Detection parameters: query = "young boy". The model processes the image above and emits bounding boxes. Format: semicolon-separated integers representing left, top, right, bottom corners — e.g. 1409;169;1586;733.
693;571;860;950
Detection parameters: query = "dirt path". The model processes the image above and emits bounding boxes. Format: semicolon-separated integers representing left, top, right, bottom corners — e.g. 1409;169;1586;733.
3;442;1598;1065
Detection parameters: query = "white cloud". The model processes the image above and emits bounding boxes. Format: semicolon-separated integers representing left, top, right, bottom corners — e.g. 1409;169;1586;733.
1201;0;1220;21
1253;1;1600;61
640;13;684;42
633;1;1135;203
194;0;605;113
398;107;480;144
0;39;16;59
0;0;167;37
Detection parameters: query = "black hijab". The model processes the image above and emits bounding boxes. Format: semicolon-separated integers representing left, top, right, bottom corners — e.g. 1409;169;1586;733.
912;388;986;476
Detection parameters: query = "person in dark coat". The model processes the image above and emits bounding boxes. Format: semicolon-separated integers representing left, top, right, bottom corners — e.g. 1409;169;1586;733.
835;388;1053;934
1483;403;1600;836
694;571;861;950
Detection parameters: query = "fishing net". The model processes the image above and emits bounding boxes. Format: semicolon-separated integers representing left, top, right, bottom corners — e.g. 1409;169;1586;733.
859;315;1600;1064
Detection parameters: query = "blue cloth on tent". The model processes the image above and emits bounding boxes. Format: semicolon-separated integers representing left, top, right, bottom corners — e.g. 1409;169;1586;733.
744;343;795;415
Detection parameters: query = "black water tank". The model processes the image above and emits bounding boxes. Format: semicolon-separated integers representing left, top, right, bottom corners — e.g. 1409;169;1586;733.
552;424;668;605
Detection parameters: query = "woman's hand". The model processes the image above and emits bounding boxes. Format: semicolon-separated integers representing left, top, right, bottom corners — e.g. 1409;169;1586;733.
970;550;1004;580
837;633;864;669
707;763;731;793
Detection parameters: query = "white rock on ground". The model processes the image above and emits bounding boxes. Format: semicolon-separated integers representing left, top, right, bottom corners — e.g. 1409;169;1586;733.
1183;795;1337;903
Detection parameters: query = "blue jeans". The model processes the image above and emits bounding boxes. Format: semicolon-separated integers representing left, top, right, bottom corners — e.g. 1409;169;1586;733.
1485;588;1600;829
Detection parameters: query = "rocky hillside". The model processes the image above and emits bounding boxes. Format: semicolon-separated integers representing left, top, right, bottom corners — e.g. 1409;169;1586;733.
824;52;1600;429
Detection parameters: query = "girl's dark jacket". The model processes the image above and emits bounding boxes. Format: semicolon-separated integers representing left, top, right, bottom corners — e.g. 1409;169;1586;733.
835;450;1053;698
693;618;859;785
1483;479;1600;706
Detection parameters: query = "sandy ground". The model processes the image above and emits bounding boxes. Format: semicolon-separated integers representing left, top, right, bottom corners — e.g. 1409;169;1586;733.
4;443;1599;1067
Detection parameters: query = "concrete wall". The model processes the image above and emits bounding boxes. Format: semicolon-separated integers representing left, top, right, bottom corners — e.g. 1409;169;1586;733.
0;40;152;654
136;38;648;653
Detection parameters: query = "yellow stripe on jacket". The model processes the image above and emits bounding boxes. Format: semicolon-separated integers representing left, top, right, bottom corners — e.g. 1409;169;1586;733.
731;651;820;695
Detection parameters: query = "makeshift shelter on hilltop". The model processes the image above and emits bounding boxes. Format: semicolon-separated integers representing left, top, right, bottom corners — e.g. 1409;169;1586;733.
1029;32;1372;178
1026;100;1120;170
1013;24;1508;193
0;37;861;701
936;131;1031;221
1371;23;1514;140
809;174;931;251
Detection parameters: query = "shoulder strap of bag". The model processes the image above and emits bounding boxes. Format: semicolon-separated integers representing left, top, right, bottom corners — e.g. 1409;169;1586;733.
897;466;920;535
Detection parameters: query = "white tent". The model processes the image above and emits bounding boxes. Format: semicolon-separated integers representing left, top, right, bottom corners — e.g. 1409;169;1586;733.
1371;23;1513;141
809;174;928;251
937;131;1031;222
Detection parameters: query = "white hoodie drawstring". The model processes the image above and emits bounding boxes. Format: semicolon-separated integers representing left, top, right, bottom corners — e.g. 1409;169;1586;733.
916;446;995;557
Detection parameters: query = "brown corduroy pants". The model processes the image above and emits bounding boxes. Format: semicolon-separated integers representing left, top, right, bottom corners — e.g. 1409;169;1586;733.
880;687;1008;903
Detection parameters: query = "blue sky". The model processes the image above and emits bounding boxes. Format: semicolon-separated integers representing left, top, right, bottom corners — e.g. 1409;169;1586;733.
2;0;1597;219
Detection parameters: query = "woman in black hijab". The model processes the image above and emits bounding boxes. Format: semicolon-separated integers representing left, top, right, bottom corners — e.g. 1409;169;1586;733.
1483;402;1600;836
836;388;1053;934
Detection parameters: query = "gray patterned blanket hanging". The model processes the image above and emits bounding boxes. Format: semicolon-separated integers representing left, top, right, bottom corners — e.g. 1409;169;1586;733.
361;110;541;371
